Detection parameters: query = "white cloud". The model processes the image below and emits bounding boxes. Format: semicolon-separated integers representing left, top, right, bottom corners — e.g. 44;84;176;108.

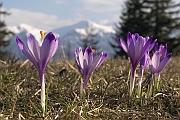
74;0;125;26
79;0;125;12
4;8;77;31
2;0;126;32
98;14;120;26
53;0;65;4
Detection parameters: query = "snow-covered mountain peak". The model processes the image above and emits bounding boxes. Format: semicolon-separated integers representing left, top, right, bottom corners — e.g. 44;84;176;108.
73;20;115;33
8;23;42;41
6;20;116;60
52;20;115;36
18;23;35;31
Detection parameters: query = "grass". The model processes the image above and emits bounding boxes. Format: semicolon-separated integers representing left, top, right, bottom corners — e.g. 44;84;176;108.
0;56;179;120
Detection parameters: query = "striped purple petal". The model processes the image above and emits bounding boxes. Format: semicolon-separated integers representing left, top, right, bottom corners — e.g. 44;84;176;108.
16;36;39;69
118;38;128;53
40;32;57;71
157;53;172;73
27;33;41;62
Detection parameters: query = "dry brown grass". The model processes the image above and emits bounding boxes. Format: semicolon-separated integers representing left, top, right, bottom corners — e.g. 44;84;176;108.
0;57;179;119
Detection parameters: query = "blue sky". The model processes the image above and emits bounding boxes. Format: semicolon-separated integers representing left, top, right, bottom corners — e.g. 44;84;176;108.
0;0;125;31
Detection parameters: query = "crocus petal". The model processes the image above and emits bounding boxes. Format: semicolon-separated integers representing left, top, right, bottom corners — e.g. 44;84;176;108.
88;55;101;75
74;49;80;64
141;37;147;45
149;64;156;74
134;36;143;61
76;47;84;70
134;33;139;40
40;32;56;71
96;51;108;68
140;51;150;68
75;49;80;64
160;44;167;60
127;32;132;46
149;39;157;51
149;59;157;74
118;38;128;53
84;46;93;67
139;38;151;60
157;53;172;73
151;51;160;70
144;52;150;69
27;33;41;61
86;51;107;76
16;37;38;69
140;52;147;67
49;37;60;59
83;59;89;88
154;43;159;52
128;40;136;66
74;48;84;73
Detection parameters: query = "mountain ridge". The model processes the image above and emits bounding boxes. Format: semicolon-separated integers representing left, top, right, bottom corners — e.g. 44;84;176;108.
5;20;116;60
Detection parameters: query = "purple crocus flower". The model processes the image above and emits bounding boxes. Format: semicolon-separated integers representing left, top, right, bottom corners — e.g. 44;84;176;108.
118;32;151;96
147;44;171;97
140;52;150;74
74;46;108;96
16;31;60;114
149;45;171;74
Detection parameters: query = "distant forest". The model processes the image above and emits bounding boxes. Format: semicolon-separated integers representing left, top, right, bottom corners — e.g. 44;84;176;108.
112;0;180;57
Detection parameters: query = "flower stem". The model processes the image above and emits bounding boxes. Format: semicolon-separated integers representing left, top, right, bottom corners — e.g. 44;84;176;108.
130;67;136;97
138;68;144;98
156;73;161;90
80;78;83;100
41;74;45;116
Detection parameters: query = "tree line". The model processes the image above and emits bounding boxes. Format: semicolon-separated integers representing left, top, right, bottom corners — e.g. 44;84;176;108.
0;3;13;60
112;0;180;57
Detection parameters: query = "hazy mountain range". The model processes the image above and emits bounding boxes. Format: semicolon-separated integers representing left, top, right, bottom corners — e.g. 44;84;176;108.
5;20;117;60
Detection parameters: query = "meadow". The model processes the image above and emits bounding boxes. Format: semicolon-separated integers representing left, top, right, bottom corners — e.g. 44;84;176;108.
0;56;179;120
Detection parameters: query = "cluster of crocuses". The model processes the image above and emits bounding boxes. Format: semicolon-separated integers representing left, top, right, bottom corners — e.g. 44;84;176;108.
118;32;172;97
16;31;171;115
